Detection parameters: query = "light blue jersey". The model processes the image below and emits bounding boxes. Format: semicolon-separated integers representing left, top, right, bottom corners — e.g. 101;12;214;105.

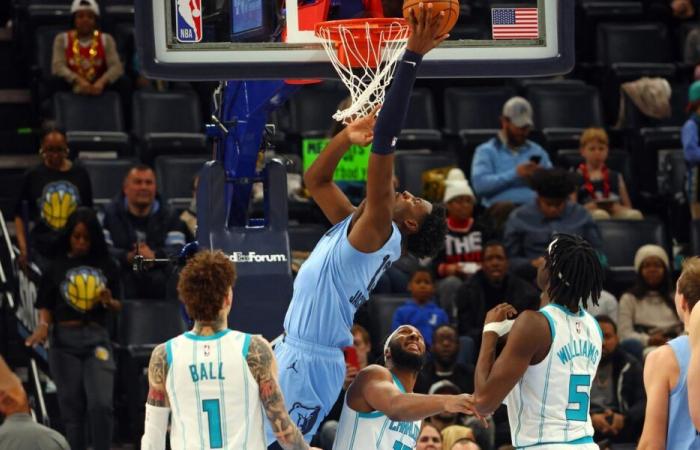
284;214;402;348
666;336;700;450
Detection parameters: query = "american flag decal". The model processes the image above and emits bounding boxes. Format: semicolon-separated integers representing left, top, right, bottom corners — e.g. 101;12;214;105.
491;8;539;40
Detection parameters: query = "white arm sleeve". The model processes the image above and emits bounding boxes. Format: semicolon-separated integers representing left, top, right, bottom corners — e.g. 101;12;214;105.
141;404;171;450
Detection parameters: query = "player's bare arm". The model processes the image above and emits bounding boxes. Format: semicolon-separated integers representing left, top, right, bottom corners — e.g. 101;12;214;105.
474;306;550;415
689;303;700;429
146;343;170;408
246;335;309;450
638;345;678;449
348;365;477;421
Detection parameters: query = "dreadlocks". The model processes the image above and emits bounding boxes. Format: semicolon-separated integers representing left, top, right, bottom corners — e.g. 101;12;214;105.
545;233;604;311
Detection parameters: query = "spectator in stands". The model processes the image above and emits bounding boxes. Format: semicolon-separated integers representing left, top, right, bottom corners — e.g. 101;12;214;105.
470;96;551;218
671;0;696;18
618;245;683;360
391;268;449;347
415;325;474;395
587;290;620;324
425;380;468;431
442;425;478;450
504;168;603;281
102;164;191;300
683;81;700;219
0;356;70;450
416;422;443;450
590;316;645;446
454;241;540;359
433;168;484;318
575;128;642;220
51;0;124;97
14;128;93;270
24;208;120;450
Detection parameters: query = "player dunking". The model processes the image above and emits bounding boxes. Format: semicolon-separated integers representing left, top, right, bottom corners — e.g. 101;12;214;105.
333;325;480;450
474;234;605;449
267;4;448;447
140;251;315;450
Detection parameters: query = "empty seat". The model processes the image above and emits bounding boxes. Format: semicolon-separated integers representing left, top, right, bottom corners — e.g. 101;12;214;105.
367;294;407;354
443;86;516;134
597;23;673;65
287;82;348;137
399;88;443;149
618;82;688;129
54;91;131;155
691;220;700;256
289;224;328;253
634;127;683;195
33;26;64;80
79;159;136;206
394;152;456;196
526;83;604;129
154;156;207;210
657;149;685;198
132;91;207;163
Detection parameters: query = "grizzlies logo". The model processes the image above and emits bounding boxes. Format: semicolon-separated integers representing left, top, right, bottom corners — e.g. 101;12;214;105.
61;266;107;313
288;402;321;435
40;181;80;230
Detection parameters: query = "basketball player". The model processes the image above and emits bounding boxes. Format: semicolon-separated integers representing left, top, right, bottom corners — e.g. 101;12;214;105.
267;4;449;446
473;233;605;449
690;297;700;430
140;251;315;450
333;325;479;450
638;257;700;449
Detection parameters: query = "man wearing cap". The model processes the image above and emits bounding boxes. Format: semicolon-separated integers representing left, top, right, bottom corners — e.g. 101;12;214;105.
51;0;124;96
470;96;552;212
682;80;700;219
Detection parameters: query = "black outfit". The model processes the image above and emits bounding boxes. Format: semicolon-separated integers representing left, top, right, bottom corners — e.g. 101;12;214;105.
576;168;622;205
35;254;119;450
14;164;93;259
102;193;191;299
455;271;540;349
413;360;475;395
590;347;646;444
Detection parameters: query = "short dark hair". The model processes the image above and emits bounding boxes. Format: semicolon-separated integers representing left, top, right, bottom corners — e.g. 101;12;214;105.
405;203;447;258
410;267;433;281
125;163;155;182
177;251;237;322
56;207;109;259
431;324;457;344
483;240;506;253
545;233;604;311
595;315;617;334
530;168;577;200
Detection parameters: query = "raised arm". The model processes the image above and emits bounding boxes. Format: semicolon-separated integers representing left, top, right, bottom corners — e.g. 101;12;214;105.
246;335;309;450
689;304;700;429
638;346;675;450
349;365;476;422
142;344;170;450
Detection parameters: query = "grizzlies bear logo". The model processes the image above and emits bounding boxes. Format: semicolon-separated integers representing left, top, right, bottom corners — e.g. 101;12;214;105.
61;266;107;313
288;402;321;435
40;181;80;230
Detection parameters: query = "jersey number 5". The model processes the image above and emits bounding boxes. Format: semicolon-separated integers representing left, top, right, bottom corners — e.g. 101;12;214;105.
203;399;223;448
565;374;591;422
393;441;411;450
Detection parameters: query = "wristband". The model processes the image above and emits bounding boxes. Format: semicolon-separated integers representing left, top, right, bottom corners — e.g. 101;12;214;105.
483;320;514;337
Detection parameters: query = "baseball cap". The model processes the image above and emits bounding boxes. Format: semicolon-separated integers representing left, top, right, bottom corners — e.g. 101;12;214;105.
502;96;534;128
71;0;100;16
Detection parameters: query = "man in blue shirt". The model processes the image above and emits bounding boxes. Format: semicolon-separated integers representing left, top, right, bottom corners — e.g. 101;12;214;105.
470;97;552;208
682;80;700;219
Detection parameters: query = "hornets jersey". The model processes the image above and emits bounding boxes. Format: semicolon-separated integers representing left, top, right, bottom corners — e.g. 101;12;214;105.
505;303;602;449
165;329;266;450
333;373;420;450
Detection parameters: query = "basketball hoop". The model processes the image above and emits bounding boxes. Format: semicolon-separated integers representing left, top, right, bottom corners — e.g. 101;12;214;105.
315;18;410;124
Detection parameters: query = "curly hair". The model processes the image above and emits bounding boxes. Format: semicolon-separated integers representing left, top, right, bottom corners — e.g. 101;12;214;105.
177;250;237;322
405;203;447;259
530;168;577;200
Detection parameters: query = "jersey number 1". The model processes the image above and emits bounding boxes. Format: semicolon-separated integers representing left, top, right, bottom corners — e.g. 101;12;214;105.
565;374;591;422
202;399;223;448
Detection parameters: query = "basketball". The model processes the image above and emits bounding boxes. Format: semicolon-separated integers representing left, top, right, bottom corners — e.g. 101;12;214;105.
402;0;460;36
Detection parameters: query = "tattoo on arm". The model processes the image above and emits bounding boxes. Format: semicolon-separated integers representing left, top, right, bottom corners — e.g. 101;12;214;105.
247;336;308;450
147;344;170;408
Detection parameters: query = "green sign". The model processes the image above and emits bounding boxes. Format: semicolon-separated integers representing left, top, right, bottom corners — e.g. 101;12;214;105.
302;138;371;182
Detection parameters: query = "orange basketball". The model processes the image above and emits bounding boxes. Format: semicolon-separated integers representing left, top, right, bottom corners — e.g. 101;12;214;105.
402;0;460;37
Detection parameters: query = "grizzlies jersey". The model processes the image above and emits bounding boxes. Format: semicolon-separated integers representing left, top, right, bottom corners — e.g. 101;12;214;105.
505;304;602;449
165;330;266;450
284;214;402;347
666;336;700;450
333;373;420;450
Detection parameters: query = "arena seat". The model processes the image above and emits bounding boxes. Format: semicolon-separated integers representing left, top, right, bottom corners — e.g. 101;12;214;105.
525;83;604;129
367;294;407;355
617;82;689;130
54;91;131;156
132;91;208;164
154;155;207;211
287;81;348;138
398;88;443;150
690;220;700;256
443;86;516;134
597;22;673;65
78;158;136;207
394;151;456;196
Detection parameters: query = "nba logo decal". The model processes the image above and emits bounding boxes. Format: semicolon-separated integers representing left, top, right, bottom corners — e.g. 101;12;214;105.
575;322;582;334
203;344;210;357
175;0;203;43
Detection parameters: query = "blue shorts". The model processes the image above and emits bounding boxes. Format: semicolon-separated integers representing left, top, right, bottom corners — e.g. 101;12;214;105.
264;335;345;445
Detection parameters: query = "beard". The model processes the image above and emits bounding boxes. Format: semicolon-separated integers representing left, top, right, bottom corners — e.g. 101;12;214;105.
389;340;426;372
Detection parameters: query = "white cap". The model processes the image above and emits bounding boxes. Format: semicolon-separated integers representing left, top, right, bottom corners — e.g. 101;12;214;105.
443;168;474;203
71;0;100;16
502;96;534;128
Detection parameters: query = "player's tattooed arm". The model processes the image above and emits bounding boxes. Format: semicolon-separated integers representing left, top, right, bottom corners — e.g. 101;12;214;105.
247;335;309;450
146;344;170;408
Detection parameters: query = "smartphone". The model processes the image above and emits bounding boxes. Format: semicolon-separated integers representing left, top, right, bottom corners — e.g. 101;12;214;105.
343;346;360;371
530;155;542;164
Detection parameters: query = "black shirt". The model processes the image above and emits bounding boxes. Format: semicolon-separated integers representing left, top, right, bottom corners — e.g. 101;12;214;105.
413;360;475;395
35;254;119;326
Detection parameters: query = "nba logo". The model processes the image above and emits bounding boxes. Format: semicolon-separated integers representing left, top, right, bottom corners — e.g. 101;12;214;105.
175;0;203;43
575;322;582;334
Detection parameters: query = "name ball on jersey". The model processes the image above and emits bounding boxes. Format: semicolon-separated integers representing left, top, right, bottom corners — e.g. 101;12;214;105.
402;0;460;36
189;362;225;382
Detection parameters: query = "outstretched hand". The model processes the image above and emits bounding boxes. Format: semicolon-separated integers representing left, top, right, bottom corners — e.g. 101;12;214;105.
444;394;490;427
406;2;450;55
345;106;379;146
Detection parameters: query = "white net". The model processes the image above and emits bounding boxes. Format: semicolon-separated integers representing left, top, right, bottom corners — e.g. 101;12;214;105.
316;20;410;124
